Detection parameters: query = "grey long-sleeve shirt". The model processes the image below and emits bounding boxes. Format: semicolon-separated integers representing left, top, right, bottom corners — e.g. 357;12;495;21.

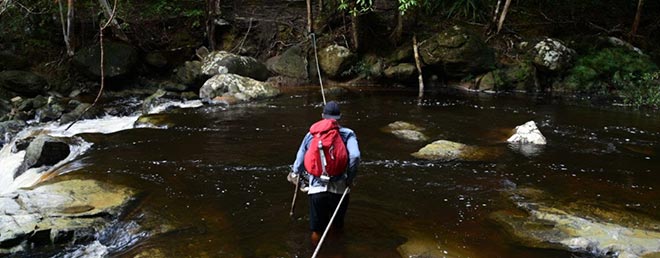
292;126;360;195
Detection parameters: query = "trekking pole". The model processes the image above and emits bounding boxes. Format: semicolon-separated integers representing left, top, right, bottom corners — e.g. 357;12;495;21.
311;186;350;258
290;175;301;217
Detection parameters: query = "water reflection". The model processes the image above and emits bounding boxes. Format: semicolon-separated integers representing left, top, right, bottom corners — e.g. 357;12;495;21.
43;90;660;257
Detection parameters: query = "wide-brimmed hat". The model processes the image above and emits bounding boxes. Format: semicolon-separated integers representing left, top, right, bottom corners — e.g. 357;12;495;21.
322;101;341;120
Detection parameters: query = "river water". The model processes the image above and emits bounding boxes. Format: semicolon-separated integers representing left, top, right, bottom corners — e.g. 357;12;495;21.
23;88;659;257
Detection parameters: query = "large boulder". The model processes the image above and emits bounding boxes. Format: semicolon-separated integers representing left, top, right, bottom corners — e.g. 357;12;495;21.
0;120;26;146
174;60;205;88
266;45;309;79
318;44;356;79
199;74;280;102
491;187;660;258
507;121;546;145
72;41;139;78
201;51;269;81
411;140;501;161
0;71;49;98
0;51;29;70
17;135;70;176
419;26;496;77
384;63;416;81
475;62;537;92
0;179;134;254
531;38;575;72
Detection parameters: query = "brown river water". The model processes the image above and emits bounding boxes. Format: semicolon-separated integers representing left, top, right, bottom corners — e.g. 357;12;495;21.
31;88;659;257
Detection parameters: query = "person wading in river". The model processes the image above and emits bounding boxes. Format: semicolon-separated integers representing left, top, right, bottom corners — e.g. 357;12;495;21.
288;101;361;245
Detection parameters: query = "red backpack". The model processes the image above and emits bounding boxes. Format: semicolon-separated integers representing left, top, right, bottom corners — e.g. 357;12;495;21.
304;119;348;179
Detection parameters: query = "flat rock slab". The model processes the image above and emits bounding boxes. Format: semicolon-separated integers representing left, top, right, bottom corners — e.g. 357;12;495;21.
0;179;134;254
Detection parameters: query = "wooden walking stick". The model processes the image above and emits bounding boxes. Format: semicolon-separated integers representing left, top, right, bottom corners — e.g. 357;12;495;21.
289;175;301;217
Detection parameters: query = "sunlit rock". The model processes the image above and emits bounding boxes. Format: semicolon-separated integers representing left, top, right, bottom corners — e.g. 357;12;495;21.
134;114;174;128
383;121;428;142
490;187;660;258
532;38;575;72
0;179;134;254
507;121;546;145
201;51;269;81
411;140;501;161
200;74;280;102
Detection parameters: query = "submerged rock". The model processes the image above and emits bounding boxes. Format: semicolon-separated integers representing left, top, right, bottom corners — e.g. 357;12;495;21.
490;187;660;258
0;179;134;254
396;230;478;258
383;121;428;142
411;140;501;161
199;74;280;102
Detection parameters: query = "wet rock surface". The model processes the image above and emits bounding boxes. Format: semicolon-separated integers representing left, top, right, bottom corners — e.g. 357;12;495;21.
411;140;501;161
383;121;428;142
490;187;660;258
200;73;280;102
0;179;135;255
201;51;269;81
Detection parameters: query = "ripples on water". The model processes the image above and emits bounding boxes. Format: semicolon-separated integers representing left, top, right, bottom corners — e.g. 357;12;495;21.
16;90;658;257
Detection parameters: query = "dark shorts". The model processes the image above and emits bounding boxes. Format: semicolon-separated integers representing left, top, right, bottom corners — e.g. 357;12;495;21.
309;192;350;232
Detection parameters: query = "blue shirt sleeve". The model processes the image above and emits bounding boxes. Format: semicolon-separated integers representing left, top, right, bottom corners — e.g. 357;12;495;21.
340;128;361;182
292;132;313;175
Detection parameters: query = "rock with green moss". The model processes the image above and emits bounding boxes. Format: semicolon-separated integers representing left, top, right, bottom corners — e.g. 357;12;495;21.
266;45;308;79
318;44;356;79
475;62;537;92
174;60;205;88
384;63;416;81
419;26;495;77
411;140;501;161
563;47;658;93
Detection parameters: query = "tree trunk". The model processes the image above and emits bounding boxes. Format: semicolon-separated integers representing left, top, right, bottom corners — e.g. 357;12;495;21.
58;0;74;56
206;0;221;50
98;0;128;41
413;34;424;104
351;14;359;50
390;10;403;44
318;0;323;12
631;0;644;40
306;0;313;34
496;0;511;33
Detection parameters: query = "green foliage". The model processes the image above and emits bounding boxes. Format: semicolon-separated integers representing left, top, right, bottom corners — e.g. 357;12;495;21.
565;47;658;94
339;0;373;16
616;72;660;108
446;0;482;20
